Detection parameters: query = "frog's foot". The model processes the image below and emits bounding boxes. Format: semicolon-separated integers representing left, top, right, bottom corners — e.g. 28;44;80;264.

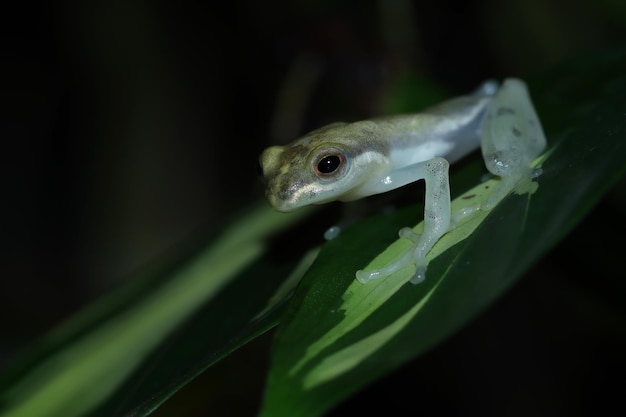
398;226;419;242
323;225;342;240
355;227;430;285
324;205;365;240
356;249;413;284
481;174;518;211
482;165;543;211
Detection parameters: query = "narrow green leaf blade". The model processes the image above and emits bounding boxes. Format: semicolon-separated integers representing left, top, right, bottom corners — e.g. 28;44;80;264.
0;204;314;417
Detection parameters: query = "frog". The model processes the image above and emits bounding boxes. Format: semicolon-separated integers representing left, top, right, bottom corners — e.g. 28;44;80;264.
258;78;546;285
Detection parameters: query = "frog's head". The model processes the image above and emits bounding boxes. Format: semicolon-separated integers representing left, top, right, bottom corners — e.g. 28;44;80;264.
258;121;386;212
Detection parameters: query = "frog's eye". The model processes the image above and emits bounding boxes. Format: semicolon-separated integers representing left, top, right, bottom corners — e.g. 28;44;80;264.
313;149;346;179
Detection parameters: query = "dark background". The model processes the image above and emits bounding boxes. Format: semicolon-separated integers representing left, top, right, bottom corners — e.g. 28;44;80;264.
1;1;625;416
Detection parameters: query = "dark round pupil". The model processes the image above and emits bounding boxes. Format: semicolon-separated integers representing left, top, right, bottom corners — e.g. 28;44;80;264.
317;155;341;174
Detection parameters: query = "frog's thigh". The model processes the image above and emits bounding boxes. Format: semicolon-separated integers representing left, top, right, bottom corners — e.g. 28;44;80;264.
480;78;543;176
479;78;545;208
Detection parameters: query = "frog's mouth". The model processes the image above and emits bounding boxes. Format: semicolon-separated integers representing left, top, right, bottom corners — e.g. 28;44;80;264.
266;178;333;213
265;183;298;212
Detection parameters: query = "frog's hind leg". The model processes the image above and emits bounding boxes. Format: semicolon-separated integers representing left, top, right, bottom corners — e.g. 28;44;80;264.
479;78;547;209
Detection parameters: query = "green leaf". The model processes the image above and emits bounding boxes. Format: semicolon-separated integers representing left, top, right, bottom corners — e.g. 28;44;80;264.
260;47;626;417
0;204;315;417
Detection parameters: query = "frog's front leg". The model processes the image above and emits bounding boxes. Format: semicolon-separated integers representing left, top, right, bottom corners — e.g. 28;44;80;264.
356;157;451;285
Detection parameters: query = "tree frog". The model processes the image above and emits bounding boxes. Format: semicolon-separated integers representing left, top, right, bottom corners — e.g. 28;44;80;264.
258;78;546;284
